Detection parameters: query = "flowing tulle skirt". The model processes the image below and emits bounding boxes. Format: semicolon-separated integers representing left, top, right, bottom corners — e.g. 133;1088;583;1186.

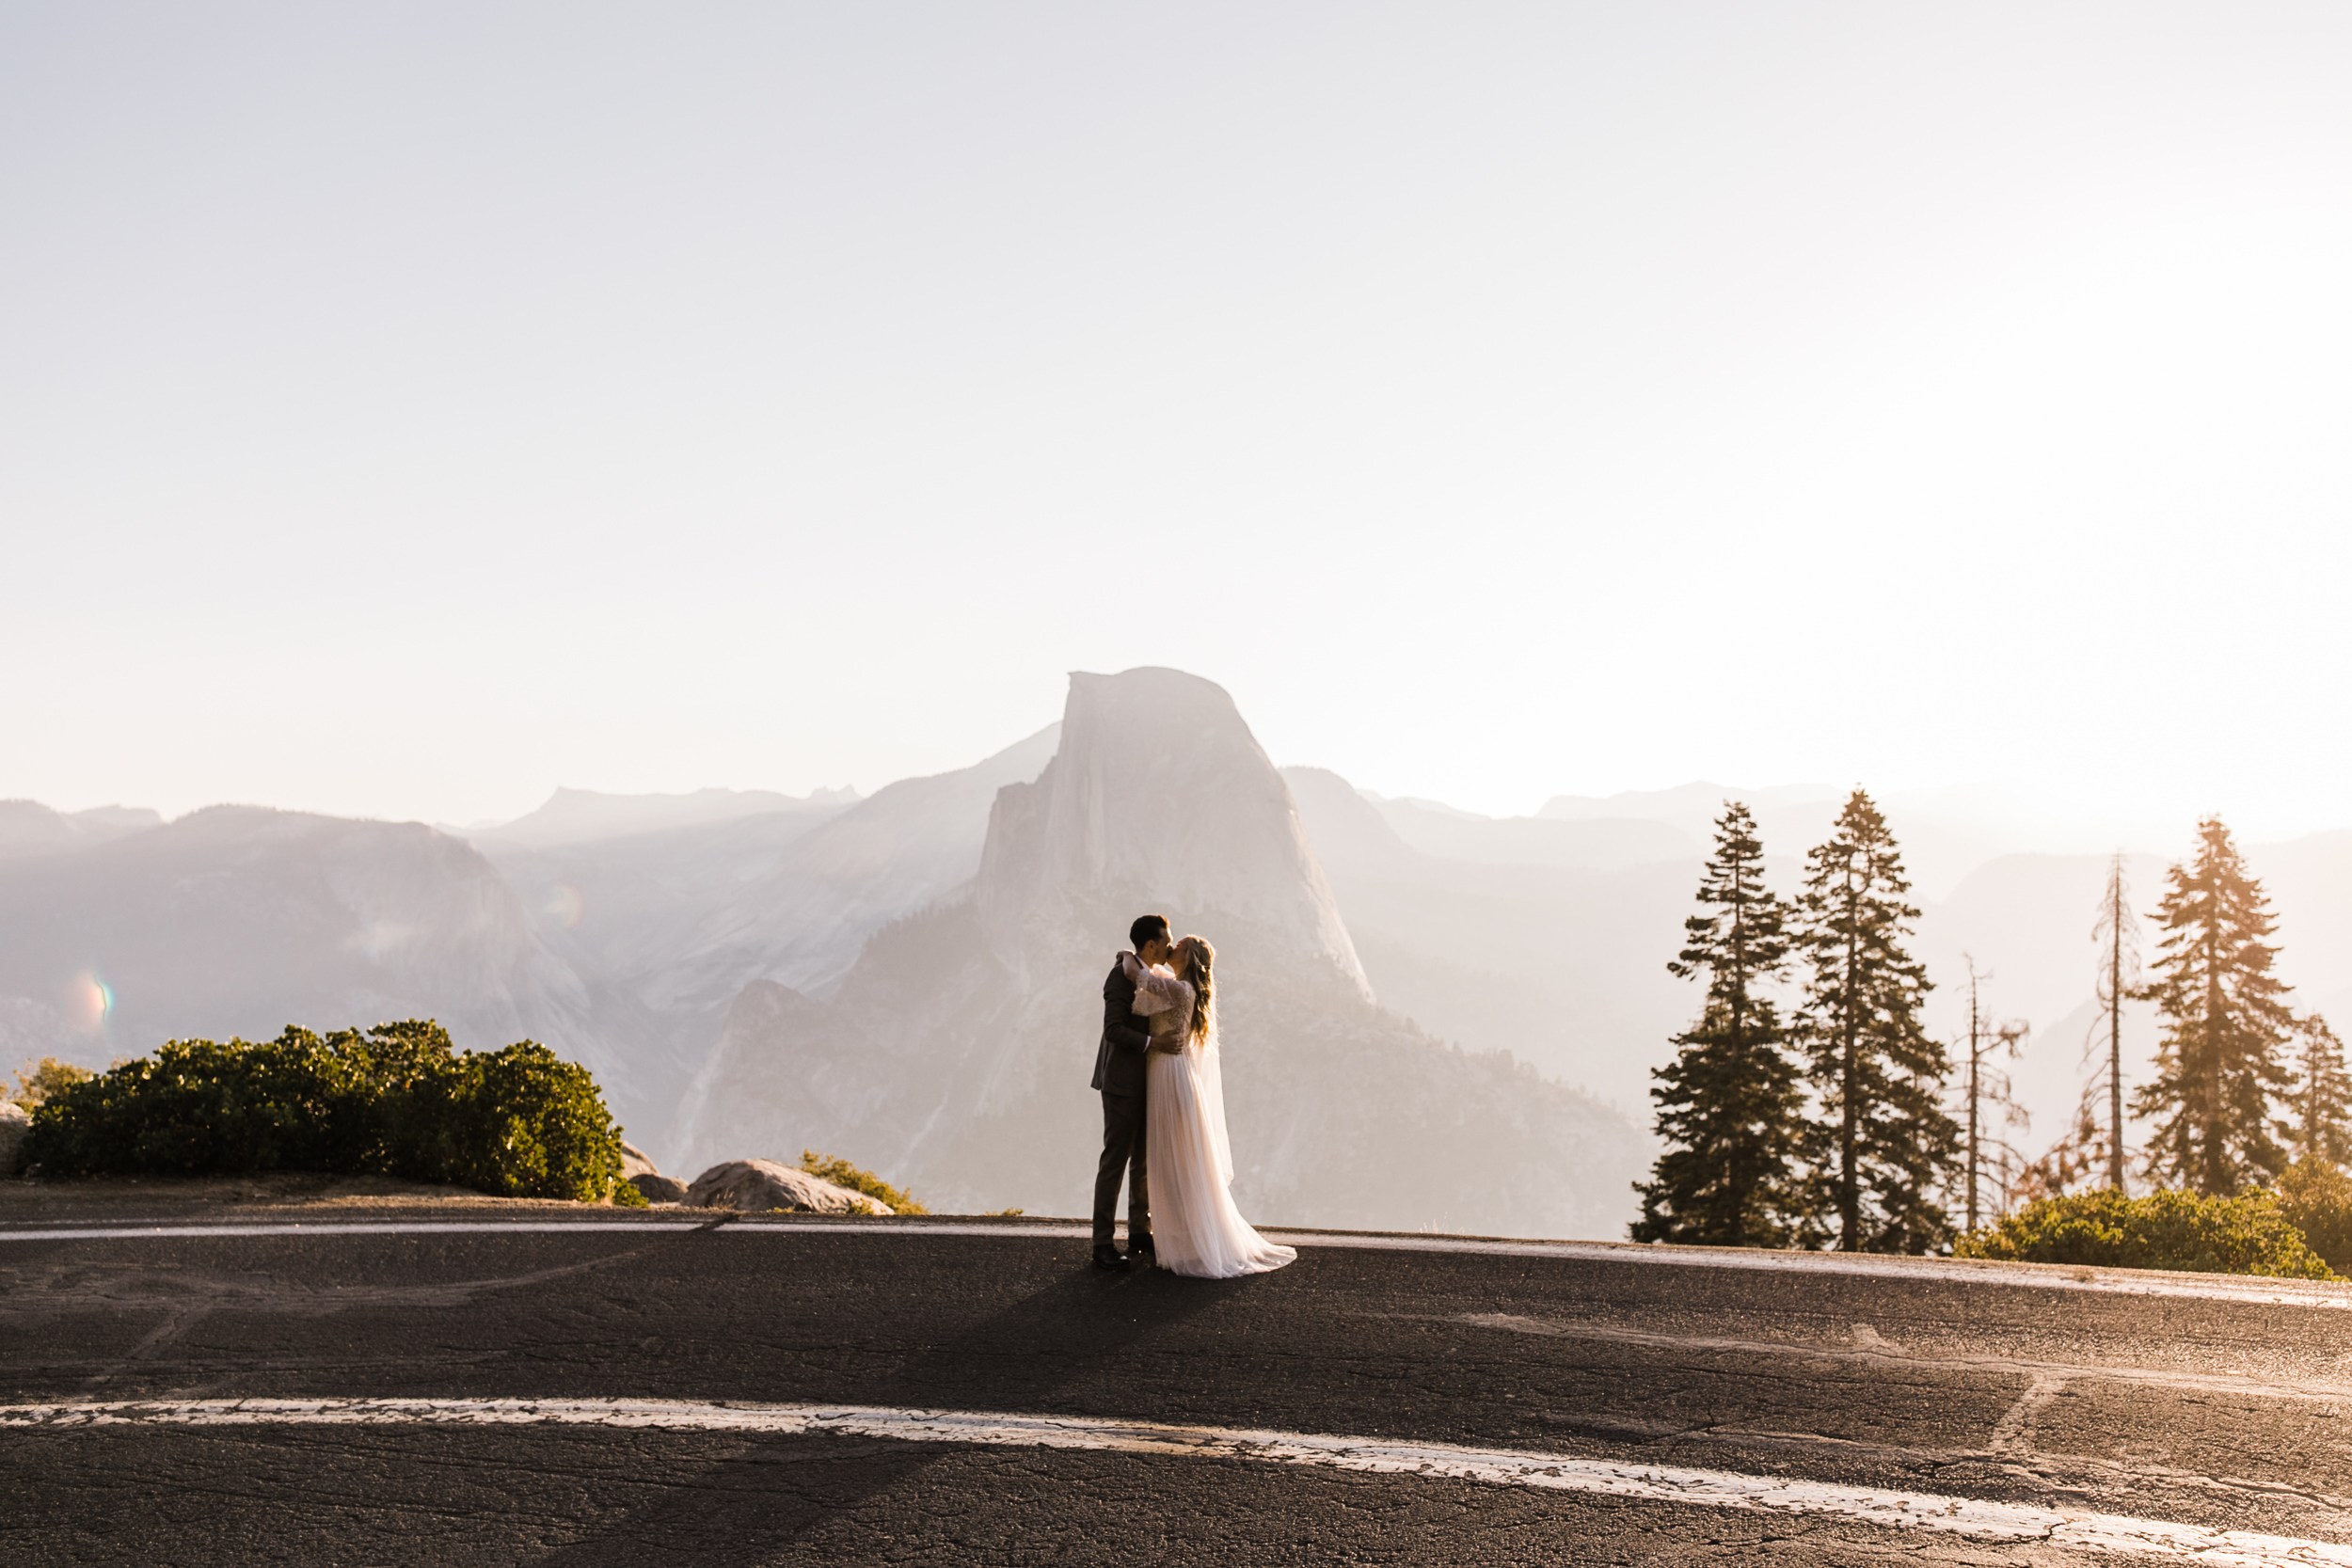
1144;1040;1297;1279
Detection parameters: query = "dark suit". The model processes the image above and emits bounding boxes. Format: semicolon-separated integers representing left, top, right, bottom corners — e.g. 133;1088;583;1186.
1090;958;1153;1248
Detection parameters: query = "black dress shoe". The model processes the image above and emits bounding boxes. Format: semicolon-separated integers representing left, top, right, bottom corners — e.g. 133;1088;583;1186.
1128;1238;1157;1267
1091;1244;1131;1272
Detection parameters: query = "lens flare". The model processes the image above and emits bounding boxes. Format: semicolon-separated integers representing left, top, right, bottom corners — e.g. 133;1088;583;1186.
546;883;586;930
71;972;113;1032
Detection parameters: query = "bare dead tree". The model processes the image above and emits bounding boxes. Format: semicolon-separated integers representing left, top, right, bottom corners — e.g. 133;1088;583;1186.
2089;851;2142;1191
2020;857;2147;1201
1960;957;2031;1232
2015;1073;2113;1205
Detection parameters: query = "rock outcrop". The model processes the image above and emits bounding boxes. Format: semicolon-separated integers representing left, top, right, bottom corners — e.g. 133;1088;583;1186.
977;671;1367;993
683;1158;891;1215
628;1172;689;1203
0;1099;27;1175
620;1139;686;1201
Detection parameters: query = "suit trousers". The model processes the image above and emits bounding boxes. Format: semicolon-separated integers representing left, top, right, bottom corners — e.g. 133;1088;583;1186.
1092;1086;1152;1247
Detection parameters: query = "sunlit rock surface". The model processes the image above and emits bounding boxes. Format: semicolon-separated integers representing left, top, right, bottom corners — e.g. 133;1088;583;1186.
684;1157;889;1215
977;669;1368;996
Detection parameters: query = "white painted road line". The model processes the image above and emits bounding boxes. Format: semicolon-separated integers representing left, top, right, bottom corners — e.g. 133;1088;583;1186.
1248;1230;2352;1311
2;1216;2345;1310
4;1397;2344;1563
0;1222;712;1242
1449;1311;2352;1405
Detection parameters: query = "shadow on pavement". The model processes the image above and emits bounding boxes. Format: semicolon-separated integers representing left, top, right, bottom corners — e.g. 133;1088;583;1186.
534;1260;1247;1564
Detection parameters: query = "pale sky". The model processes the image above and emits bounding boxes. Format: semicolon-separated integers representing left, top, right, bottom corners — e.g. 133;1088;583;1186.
6;4;2350;836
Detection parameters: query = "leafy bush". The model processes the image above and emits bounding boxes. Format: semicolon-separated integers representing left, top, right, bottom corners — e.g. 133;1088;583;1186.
1954;1187;2334;1279
24;1021;627;1203
11;1056;94;1108
28;1032;367;1175
394;1038;627;1201
801;1149;928;1214
2277;1156;2352;1275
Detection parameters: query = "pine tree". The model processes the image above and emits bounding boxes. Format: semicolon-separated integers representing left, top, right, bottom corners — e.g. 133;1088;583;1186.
1792;788;1961;1254
2131;816;2296;1196
1632;802;1804;1247
2293;1014;2352;1166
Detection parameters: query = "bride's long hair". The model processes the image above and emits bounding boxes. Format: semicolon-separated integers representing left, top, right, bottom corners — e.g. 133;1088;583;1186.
1181;935;1216;1045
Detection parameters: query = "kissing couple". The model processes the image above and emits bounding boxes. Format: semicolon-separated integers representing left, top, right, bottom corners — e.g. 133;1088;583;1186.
1089;913;1298;1280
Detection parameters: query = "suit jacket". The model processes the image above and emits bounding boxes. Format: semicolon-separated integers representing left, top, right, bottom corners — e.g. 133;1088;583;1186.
1090;958;1154;1097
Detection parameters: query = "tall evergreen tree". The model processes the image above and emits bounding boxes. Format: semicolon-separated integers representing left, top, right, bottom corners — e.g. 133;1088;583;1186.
2131;816;2296;1196
1792;788;1961;1254
2292;1014;2351;1166
1632;802;1804;1246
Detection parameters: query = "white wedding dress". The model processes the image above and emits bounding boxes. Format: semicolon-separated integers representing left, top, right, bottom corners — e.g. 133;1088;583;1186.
1125;957;1297;1279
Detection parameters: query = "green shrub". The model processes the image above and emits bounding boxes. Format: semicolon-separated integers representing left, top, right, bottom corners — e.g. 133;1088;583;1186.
1955;1187;2334;1279
11;1056;94;1108
801;1148;927;1214
395;1039;626;1201
27;1030;373;1176
24;1021;627;1203
2277;1156;2352;1275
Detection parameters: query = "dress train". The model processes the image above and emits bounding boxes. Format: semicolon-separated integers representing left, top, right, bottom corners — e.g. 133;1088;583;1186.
1127;958;1296;1280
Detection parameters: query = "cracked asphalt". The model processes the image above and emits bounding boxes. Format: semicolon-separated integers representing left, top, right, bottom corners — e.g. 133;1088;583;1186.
4;1215;2349;1564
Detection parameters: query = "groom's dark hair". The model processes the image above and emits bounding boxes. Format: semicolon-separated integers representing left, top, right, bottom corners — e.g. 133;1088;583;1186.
1130;913;1170;949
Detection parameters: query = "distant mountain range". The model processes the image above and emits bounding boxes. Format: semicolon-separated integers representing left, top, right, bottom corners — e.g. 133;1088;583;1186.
467;784;862;849
0;804;607;1105
8;670;2352;1231
0;800;164;860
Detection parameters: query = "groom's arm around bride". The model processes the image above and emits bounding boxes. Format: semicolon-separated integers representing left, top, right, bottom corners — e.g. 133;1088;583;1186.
1090;912;1168;1270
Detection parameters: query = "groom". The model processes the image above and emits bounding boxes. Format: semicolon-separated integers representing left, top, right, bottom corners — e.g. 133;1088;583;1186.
1090;912;1170;1272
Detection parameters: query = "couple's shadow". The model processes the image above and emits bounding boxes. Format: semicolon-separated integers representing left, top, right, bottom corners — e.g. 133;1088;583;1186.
535;1252;1251;1565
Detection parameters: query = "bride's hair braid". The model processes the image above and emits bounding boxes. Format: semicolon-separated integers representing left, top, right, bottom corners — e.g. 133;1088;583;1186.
1183;935;1215;1044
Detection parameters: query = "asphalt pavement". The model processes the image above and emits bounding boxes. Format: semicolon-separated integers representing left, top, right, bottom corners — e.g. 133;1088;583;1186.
4;1212;2350;1565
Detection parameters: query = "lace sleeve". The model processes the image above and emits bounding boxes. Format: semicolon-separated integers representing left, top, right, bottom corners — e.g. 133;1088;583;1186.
1128;964;1191;1019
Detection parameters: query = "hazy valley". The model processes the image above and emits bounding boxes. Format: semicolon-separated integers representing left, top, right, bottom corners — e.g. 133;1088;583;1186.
10;669;2352;1235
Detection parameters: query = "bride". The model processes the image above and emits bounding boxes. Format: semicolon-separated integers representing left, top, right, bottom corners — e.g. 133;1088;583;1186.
1120;937;1297;1279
